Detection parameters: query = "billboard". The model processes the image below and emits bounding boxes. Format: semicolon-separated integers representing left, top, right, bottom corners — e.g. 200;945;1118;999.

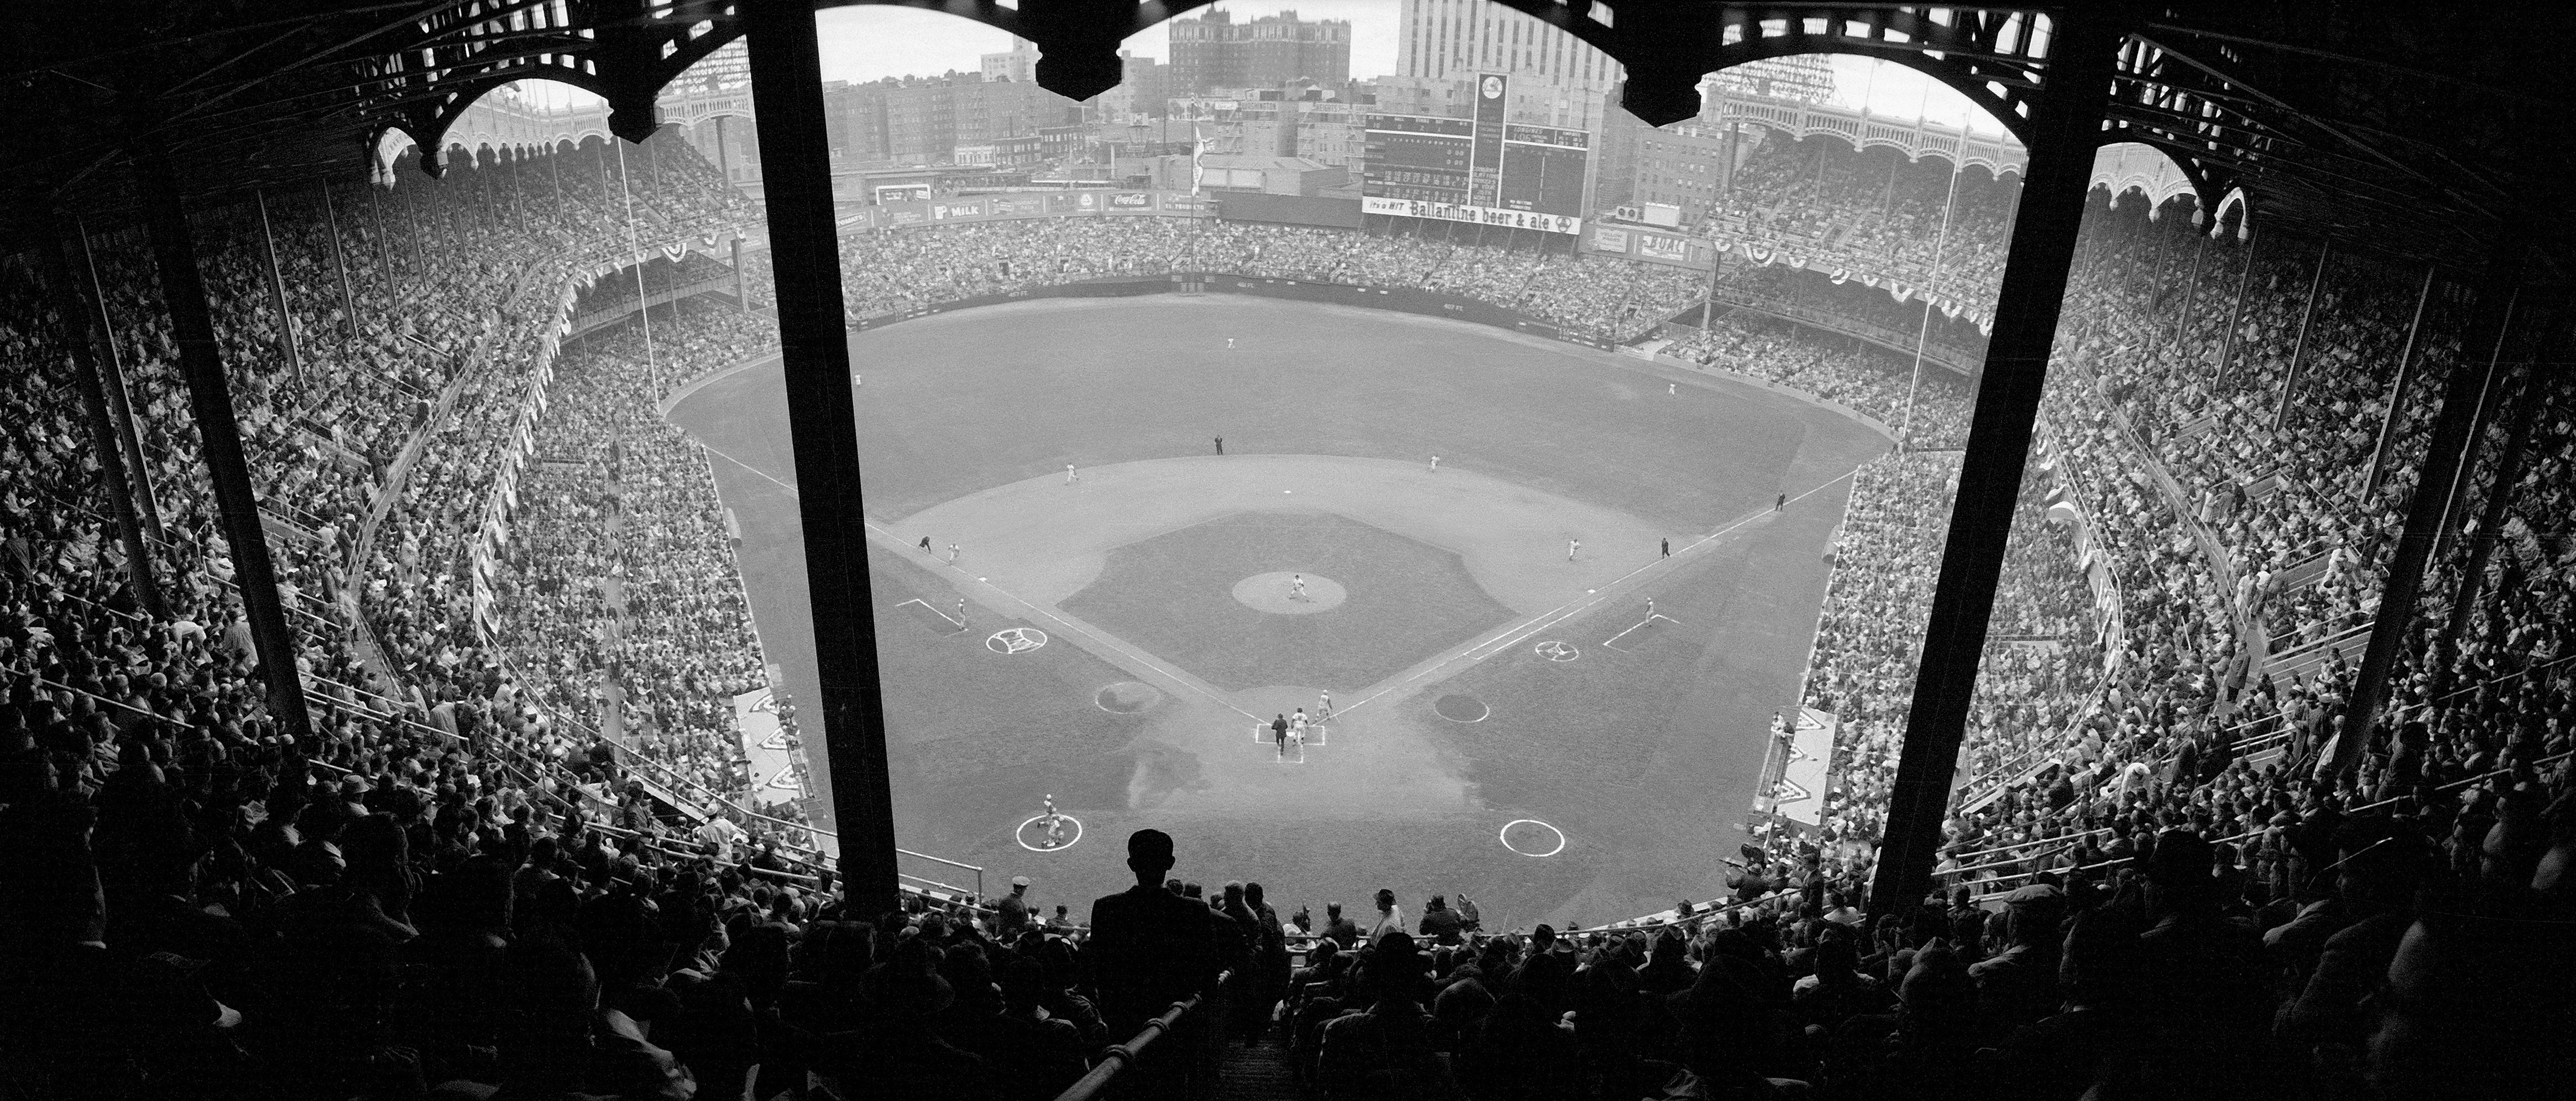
874;183;931;203
1635;233;1689;263
735;688;802;797
1775;708;1838;827
1361;196;1580;235
1362;74;1590;234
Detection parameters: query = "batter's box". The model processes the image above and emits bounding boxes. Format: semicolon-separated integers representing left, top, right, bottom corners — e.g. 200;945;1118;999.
1249;722;1329;747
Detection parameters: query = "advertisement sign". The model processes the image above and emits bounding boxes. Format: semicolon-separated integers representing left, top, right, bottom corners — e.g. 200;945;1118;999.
1776;708;1838;827
1361;195;1581;235
1046;193;1080;212
734;688;801;797
1590;227;1632;254
1110;192;1153;209
1076;192;1100;210
1636;233;1689;262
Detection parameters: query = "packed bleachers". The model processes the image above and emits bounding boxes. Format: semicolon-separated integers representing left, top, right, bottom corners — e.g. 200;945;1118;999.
11;111;2576;1101
1709;127;2020;312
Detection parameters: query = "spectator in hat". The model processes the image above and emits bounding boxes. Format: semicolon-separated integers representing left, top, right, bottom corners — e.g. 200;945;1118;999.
1417;894;1465;946
1970;883;2065;1034
1320;902;1361;949
996;875;1032;941
2275;820;2423;1047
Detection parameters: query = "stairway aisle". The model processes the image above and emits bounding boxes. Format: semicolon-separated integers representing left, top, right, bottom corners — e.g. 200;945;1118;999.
1211;1037;1300;1101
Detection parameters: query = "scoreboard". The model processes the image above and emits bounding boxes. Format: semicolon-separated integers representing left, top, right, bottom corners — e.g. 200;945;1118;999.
1362;73;1591;234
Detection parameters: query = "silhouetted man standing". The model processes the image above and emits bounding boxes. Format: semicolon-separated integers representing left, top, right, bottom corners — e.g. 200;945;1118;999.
1089;830;1221;1040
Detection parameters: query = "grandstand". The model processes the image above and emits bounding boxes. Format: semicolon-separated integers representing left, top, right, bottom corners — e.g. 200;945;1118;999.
3;4;2573;1101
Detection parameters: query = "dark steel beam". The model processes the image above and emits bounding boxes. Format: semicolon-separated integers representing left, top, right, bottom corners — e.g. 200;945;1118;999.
2442;354;2548;648
2272;240;2331;431
137;138;316;744
1867;6;2126;918
741;0;899;918
2214;226;2258;377
75;218;165;542
2334;237;2530;773
2364;266;2439;498
47;219;168;621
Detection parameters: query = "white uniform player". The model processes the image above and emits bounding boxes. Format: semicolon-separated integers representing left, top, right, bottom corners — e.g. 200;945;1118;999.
1289;573;1307;601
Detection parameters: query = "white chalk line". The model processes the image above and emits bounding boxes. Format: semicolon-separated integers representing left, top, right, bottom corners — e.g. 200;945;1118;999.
1339;471;1859;717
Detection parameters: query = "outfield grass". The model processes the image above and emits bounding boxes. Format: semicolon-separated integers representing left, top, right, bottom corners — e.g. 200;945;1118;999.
668;296;1889;928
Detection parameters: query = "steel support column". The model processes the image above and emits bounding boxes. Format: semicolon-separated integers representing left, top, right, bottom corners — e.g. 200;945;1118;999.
2335;239;2528;774
2171;236;2206;341
254;191;302;381
138;142;315;743
2214;227;2257;376
2272;241;2332;431
48;222;166;620
1866;8;2126;917
742;0;898;917
2363;267;2438;499
2442;353;2548;648
321;181;360;343
731;236;748;315
75;219;163;541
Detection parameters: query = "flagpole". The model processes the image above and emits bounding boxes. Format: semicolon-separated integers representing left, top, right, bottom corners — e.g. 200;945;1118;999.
1897;106;1964;453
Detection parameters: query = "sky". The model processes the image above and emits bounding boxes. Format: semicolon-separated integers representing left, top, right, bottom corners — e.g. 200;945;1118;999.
518;2;2005;137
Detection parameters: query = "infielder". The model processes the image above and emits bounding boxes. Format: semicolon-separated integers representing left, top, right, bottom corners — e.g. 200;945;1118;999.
1289;573;1307;601
1568;538;1581;561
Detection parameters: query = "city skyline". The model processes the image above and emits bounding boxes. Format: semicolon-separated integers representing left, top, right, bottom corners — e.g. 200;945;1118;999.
510;2;2005;137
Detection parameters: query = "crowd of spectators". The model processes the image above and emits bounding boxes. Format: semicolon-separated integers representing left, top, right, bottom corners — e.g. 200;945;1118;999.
11;107;2576;1100
493;297;800;834
1712;129;2018;310
833;218;1711;344
1662;310;1974;448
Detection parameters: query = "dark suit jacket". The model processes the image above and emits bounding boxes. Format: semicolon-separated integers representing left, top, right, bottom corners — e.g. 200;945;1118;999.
1089;883;1221;1036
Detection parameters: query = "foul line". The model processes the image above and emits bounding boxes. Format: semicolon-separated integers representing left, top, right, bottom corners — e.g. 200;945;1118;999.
1338;470;1861;717
699;441;801;496
684;435;1858;728
858;518;1260;722
687;438;1250;719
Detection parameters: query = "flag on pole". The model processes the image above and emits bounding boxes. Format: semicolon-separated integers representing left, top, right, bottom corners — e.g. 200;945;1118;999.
1192;121;1206;196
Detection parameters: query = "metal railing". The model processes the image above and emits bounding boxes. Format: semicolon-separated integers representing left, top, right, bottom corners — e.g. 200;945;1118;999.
1958;746;2576;904
1049;969;1235;1101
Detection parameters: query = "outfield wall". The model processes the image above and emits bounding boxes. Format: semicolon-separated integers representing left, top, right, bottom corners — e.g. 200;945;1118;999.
849;272;1601;348
846;274;1900;444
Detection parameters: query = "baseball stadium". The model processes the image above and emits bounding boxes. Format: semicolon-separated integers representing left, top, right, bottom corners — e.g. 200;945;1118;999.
2;3;2572;1100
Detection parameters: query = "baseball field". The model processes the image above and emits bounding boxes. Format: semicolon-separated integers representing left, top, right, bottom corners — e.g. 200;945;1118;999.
665;294;1889;929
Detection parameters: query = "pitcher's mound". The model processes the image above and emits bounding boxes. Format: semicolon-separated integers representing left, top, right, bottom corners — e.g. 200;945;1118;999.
1232;571;1347;613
